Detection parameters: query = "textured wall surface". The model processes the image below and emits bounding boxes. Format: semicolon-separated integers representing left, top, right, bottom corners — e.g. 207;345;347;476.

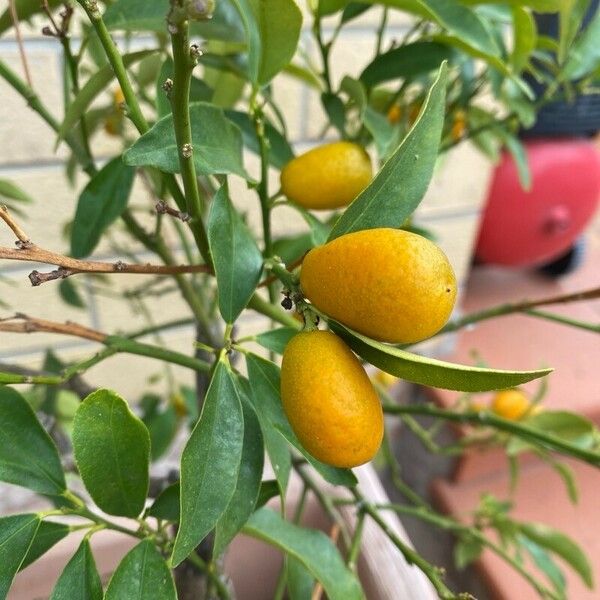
0;7;492;398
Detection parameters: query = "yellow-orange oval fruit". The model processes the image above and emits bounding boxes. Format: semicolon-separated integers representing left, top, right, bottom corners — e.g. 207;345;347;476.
387;104;403;124
281;330;383;468
280;141;372;210
300;228;457;344
451;110;467;141
491;389;531;420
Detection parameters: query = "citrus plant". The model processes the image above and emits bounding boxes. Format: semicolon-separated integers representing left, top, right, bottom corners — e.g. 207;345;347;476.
1;1;600;599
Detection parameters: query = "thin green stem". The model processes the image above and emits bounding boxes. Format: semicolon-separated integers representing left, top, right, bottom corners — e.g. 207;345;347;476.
353;490;459;600
105;336;211;372
0;58;96;175
251;99;273;258
312;12;332;94
74;1;192;217
524;308;600;333
263;259;300;291
294;462;351;548
75;0;148;134
382;404;600;466
169;22;212;266
60;35;94;167
185;552;231;600
347;508;366;571
375;8;388;57
374;503;557;600
440;286;600;335
62;491;147;539
0;372;64;385
380;428;429;509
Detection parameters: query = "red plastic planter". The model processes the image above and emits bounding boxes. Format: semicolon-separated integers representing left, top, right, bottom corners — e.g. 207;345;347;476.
475;139;600;267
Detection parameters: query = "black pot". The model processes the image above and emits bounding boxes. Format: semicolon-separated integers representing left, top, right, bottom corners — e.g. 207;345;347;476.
521;0;600;138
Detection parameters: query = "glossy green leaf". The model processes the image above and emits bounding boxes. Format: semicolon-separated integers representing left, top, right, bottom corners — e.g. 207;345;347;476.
561;10;600;80
172;360;244;566
454;535;483;569
519;523;593;588
255;327;298;355
287;556;315;600
550;460;579;504
58;279;86;309
497;129;531;190
290;203;331;245
57;51;154;145
257;480;280;508
70;156;135;258
519;536;566;596
20;521;70;572
214;395;264;556
463;0;562;11
381;0;500;58
242;361;291;497
0;514;40;599
245;354;357;487
0;179;34;204
208;183;264;323
342;3;372;23
124;102;249;179
511;7;536;72
364;106;401;158
360;42;453;87
243;508;364;600
558;0;588;64
0;386;65;495
230;0;261;81
328;62;447;240
341;77;398;158
105;540;176;600
147;483;180;523
510;411;597;455
72;389;150;518
321;92;346;134
0;0;60;35
206;60;247;108
331;321;552;392
272;233;314;265
49;539;102;600
251;0;303;85
226;110;295;169
140;395;178;461
318;0;349;15
104;0;245;42
282;63;323;89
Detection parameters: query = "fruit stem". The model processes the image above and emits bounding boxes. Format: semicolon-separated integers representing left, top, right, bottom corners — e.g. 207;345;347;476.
264;258;300;291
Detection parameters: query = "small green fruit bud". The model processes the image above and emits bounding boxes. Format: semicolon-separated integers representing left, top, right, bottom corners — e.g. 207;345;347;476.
185;0;215;20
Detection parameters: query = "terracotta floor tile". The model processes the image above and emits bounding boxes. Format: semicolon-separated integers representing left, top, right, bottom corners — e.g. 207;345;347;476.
432;459;600;600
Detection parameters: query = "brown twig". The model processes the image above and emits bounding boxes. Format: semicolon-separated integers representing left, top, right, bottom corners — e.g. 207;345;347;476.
0;204;30;245
155;200;191;222
0;205;211;285
8;0;32;86
441;285;600;334
0;313;107;343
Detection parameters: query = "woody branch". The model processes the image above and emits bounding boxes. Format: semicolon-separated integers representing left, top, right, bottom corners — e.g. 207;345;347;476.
0;205;211;285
